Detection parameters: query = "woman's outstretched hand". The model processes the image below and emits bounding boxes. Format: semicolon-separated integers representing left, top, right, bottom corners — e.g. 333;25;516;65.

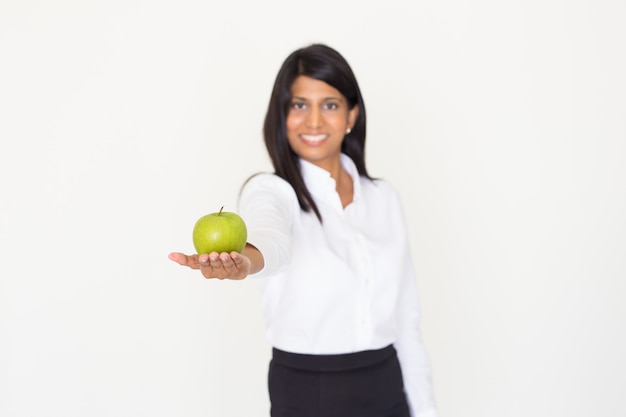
168;251;252;280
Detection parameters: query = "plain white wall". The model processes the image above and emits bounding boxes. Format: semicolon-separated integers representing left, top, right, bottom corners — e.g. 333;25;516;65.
1;1;625;416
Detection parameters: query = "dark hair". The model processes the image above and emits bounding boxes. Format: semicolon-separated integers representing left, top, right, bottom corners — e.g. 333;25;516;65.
263;44;370;221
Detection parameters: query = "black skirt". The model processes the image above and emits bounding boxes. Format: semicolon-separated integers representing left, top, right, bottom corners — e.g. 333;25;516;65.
268;345;410;417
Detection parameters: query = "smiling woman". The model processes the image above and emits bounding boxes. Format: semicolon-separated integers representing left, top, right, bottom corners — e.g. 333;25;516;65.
285;76;359;208
169;44;439;417
286;76;359;174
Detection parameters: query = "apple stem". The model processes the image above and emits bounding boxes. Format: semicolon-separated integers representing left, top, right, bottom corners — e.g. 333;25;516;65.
219;206;224;216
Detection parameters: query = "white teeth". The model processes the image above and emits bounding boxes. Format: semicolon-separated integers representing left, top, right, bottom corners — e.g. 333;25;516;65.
301;134;327;143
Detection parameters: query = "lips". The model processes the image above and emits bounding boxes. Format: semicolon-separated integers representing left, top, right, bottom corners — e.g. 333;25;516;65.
300;134;328;145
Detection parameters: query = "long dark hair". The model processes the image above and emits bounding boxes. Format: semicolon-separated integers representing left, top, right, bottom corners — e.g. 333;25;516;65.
263;44;370;221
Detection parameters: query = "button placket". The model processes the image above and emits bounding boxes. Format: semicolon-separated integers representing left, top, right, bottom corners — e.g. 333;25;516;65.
348;223;375;346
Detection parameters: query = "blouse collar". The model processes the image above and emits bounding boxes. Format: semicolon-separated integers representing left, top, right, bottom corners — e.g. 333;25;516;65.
300;154;362;206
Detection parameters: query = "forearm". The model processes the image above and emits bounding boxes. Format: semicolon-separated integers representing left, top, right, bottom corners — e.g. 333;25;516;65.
242;243;265;275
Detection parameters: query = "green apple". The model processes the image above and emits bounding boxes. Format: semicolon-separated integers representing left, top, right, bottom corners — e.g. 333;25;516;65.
192;207;247;254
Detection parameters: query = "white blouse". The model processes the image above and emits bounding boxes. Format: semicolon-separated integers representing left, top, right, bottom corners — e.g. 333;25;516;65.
238;154;438;417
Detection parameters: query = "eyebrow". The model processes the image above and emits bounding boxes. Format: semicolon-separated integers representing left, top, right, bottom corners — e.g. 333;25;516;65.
291;96;345;101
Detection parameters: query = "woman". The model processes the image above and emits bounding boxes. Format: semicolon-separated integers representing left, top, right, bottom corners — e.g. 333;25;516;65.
169;44;438;417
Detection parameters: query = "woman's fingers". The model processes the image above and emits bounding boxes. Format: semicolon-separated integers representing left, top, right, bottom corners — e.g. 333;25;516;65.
168;252;200;269
171;251;249;280
209;253;224;270
229;252;251;280
168;252;185;264
199;252;249;280
198;252;230;279
216;253;232;273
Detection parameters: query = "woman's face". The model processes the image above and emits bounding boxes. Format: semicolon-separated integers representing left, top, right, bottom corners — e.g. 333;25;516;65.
286;75;358;172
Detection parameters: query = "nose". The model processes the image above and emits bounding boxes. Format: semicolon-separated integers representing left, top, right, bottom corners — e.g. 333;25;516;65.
305;107;322;129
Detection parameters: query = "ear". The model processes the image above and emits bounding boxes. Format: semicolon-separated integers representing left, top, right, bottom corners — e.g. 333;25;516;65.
348;104;359;128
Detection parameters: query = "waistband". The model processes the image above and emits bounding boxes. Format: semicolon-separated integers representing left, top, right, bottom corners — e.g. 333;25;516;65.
271;345;396;372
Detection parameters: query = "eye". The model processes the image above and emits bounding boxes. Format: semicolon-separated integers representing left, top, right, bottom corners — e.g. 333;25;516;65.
324;102;339;110
291;102;306;110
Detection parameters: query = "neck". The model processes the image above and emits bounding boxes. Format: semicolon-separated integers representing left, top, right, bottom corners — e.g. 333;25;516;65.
336;165;354;208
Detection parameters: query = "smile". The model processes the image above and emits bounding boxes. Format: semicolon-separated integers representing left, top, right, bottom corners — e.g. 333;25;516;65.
300;134;328;144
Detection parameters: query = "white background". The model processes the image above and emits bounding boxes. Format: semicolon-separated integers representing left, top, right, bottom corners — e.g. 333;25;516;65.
1;1;625;416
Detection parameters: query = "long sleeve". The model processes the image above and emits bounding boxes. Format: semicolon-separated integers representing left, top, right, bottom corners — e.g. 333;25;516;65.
237;173;297;278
